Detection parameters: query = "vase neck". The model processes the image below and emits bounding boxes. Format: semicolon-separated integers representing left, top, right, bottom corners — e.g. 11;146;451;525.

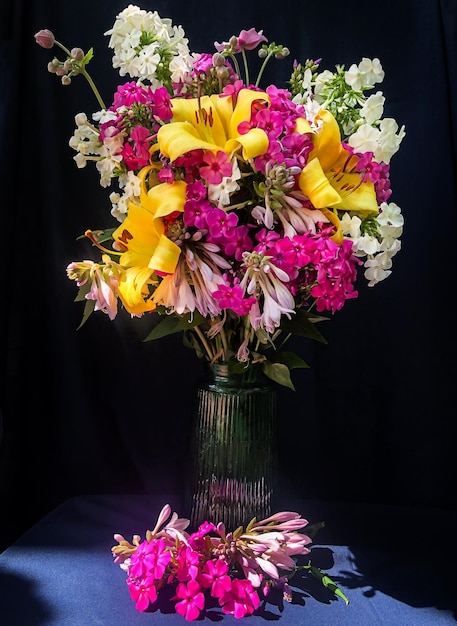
204;362;270;386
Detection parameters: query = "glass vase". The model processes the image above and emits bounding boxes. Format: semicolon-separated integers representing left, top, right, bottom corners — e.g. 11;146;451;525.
186;362;278;530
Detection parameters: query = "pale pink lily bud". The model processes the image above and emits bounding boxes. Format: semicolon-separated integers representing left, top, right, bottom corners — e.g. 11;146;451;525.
34;29;55;49
150;503;172;535
257;511;302;525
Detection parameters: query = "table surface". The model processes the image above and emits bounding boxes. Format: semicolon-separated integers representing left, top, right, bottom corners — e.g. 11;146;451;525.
0;494;456;625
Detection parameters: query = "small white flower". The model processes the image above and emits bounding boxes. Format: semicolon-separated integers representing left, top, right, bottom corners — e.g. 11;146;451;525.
360;91;385;125
347;123;380;154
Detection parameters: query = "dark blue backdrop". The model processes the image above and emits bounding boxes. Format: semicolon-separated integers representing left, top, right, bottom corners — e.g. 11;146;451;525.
1;0;456;551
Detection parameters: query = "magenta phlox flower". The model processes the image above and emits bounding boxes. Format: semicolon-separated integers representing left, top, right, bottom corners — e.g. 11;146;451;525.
172;580;205;621
184;198;212;229
157;166;175;183
254;139;284;172
374;162;392;203
175;545;202;582
129;539;166;579
112;81;149;108
199;150;232;185
254;228;280;252
282;132;313;169
206;207;238;239
191;52;215;75
253;108;284;139
212;282;257;316
122;126;151;170
150;85;173;121
269;237;298;280
220;79;245;101
311;239;360;313
200;559;232;598
220;578;261;618
222;225;253;262
127;574;158;611
186;180;207;202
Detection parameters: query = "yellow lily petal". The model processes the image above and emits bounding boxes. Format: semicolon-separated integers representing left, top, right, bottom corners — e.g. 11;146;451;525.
148;234;182;275
225;127;269;160
113;202;161;268
295;116;312;135
298;158;342;208
158;121;222;162
146;180;187;219
310;109;347;171
330;175;379;215
157;89;270;163
117;266;156;315
228;89;269;138
320;208;343;244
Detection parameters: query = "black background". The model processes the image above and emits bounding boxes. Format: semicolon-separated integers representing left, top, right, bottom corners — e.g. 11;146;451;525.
1;0;456;552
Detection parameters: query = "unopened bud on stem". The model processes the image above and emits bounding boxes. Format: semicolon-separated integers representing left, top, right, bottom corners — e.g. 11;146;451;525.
34;29;55;49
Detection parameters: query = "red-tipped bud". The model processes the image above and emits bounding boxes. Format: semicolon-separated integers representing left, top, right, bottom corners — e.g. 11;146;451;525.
34;29;55;49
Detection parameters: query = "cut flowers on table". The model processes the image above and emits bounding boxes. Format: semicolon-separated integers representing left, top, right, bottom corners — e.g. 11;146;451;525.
35;4;404;390
111;503;348;619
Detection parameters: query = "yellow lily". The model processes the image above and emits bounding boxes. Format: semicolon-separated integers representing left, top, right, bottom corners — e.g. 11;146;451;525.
298;109;379;241
117;266;157;315
157;88;270;162
112;173;187;314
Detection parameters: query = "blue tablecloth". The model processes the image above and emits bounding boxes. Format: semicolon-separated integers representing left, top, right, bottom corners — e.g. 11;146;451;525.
0;494;456;625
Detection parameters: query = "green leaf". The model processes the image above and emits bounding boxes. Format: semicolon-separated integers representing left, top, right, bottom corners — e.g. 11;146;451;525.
280;308;328;343
82;47;94;66
76;298;95;330
309;565;350;605
143;312;205;341
262;361;295;390
269;351;309;370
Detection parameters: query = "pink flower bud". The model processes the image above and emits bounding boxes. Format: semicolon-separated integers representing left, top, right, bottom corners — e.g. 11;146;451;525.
34;29;55;49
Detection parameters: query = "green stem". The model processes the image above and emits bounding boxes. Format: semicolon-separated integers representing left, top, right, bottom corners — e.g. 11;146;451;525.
255;50;274;88
241;49;249;86
54;40;107;110
193;326;214;361
228;52;241;82
80;68;107;111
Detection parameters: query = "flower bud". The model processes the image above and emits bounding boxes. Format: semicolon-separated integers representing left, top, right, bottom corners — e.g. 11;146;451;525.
61;75;72;86
34;29;55;49
212;52;225;68
71;47;84;61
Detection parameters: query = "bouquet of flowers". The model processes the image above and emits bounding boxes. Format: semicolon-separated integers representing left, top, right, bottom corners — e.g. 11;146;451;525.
35;4;405;390
111;503;347;619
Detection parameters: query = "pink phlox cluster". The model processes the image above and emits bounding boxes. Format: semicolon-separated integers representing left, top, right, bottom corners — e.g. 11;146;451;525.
113;505;312;621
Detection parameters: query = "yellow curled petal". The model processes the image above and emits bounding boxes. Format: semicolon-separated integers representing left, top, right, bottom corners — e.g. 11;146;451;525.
320;208;343;244
310;109;347;171
229;88;269;137
295;116;313;135
158;121;219;162
118;266;156;315
226;127;269;160
298;158;342;208
147;180;187;219
148;234;182;274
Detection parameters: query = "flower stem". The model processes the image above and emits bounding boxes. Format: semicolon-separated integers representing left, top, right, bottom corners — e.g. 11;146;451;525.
255;50;274;88
54;40;107;110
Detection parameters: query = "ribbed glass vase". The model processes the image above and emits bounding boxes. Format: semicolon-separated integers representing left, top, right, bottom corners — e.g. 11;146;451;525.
186;362;278;530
